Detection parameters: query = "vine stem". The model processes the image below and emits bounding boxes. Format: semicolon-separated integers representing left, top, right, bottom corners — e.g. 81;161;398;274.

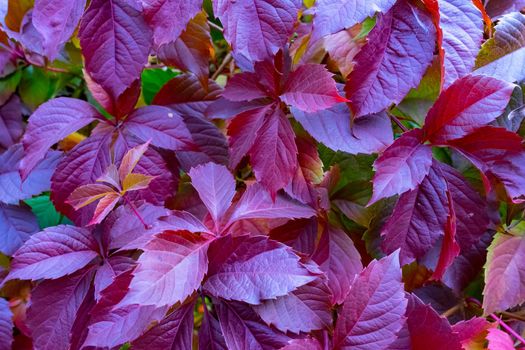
441;304;461;318
207;20;223;32
211;52;232;80
123;196;148;229
387;111;409;132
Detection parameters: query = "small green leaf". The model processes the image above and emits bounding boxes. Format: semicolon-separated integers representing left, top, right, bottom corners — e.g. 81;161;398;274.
141;68;178;105
25;195;72;229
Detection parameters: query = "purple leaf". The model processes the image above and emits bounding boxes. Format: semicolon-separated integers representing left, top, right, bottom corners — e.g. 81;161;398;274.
333;252;407;350
280;338;323;350
312;0;396;38
345;0;435;117
483;233;525;313
269;218;317;256
132;300;195;350
20;97;101;178
214;0;301;62
381;164;449;265
229;183;316;224
199;306;227;350
312;225;362;305
280;64;346;113
292;104;393;155
0;203;39;256
222;72;269;102
474;12;525;82
6;225;99;281
79;0;152;100
33;0;86;60
486;0;525;18
0;144;61;204
26;266;96;350
0;299;12;350
140;0;202;47
425;0;484;88
215;300;290;350
253;279;332;333
120;231;209;308
423;75;515;144
189;162;236;226
0;95;23;152
123;105;195;151
93;255;135;300
369;129;433;204
204;235;318;304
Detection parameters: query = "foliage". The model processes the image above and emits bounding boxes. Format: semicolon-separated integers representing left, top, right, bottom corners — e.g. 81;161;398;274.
0;0;524;349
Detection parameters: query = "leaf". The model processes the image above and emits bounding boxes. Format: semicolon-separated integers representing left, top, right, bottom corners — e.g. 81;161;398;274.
199;306;227;350
345;0;436;117
6;225;99;281
249;107;298;196
188;162;236;226
369;129;433;205
0;299;13;350
93;255;135;300
312;225;362;304
122;173;156;192
229;183;316;223
20;97;101;178
486;0;525;18
333;252;407;349
483;233;525;313
401;293;462;349
141;68;179;105
140;0;202;47
312;0;396;38
0;144;61;204
0;95;23;151
67;183;118;210
214;0;301;62
123;106;195;151
88;191;121;225
215;300;290;350
253;279;332;333
119;231;209;308
292;103;393;155
422;75;515;144
118;141;151;183
280;64;346;113
26;266;96;350
32;0;86;60
157;11;212;85
324;27;365;78
280;338;323;350
203;235;318;304
486;327;515;350
25;195;70;229
475;12;525;83
0;203;39;256
78;0;152;100
452;317;491;349
131;300;195;350
381;164;449;265
423;0;484;88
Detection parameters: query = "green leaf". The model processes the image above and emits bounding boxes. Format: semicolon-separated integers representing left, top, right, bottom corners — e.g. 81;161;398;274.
0;70;21;105
25;195;72;229
19;66;54;111
141;68;178;105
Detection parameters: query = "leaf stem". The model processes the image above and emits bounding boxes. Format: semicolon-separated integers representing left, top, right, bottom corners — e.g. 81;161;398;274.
123;196;149;230
489;312;525;345
387;112;409;132
211;52;232;80
441;304;461;318
207;20;223;32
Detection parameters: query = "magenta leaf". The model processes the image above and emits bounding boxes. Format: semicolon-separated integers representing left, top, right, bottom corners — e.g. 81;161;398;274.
119;231;209;308
189;162;236;226
215;300;290;350
253;279;332;333
141;0;202;47
33;0;86;60
204;235;318;304
292;104;393;155
0;96;23;152
280;338;323;350
312;0;396;38
423;75;515;144
214;0;301;62
199;306;228;350
0;299;13;350
487;327;515;350
26;266;96;350
345;0;436;117
401;293;462;349
93;255;135;300
483;233;525;313
312;225;362;305
132;300;195;349
0;203;39;256
333;252;407;349
280;64;346;113
229;183;316;224
6;225;99;281
123;106;195;151
20;98;101;178
0;144;61;204
79;0;152;100
369;128;433;204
